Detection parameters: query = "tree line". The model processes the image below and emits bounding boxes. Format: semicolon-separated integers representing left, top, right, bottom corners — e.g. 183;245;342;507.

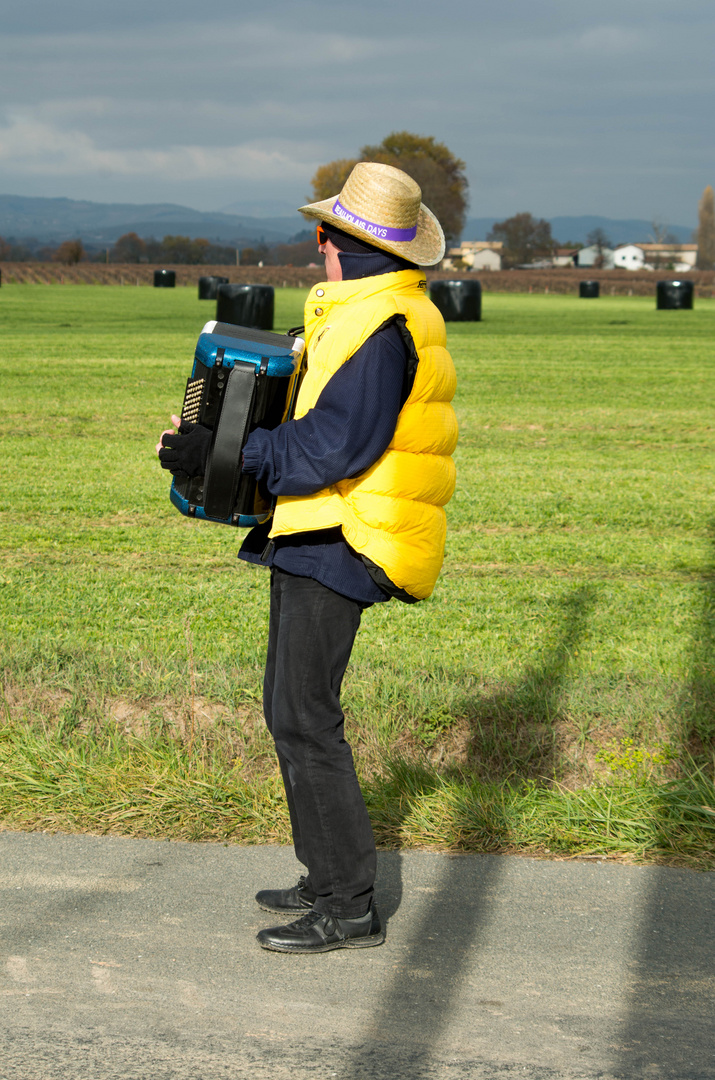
485;186;714;270
0;234;242;266
0;231;322;267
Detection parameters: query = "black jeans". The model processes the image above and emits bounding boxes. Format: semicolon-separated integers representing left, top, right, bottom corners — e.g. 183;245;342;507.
263;568;377;918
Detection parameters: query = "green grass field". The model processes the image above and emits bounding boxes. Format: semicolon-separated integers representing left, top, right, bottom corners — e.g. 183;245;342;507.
1;284;714;864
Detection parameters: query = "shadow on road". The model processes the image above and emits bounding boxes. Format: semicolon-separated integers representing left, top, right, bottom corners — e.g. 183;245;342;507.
352;584;595;1078
348;851;503;1079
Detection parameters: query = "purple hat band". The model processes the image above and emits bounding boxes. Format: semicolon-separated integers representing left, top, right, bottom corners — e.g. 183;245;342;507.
332;199;417;243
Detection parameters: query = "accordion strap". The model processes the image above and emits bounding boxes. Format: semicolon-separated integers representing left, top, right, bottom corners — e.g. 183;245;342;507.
203;361;256;520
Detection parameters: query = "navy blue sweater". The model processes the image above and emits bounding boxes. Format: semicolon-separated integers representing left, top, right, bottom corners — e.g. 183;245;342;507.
238;250;413;604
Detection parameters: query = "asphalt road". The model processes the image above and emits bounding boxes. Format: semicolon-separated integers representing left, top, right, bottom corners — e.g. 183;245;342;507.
0;831;713;1080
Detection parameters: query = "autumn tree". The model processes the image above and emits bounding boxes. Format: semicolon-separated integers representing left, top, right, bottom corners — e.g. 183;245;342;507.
1;239;33;261
239;244;270;266
52;239;85;265
270;237;320;267
488;213;554;268
310;159;359;202
696;185;715;270
111;232;147;263
310;132;469;244
157;235;209;264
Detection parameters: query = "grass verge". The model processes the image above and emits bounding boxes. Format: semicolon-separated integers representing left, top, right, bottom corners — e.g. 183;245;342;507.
1;285;714;866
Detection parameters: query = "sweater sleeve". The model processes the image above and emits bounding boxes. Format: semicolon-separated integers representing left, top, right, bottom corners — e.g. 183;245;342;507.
241;322;408;497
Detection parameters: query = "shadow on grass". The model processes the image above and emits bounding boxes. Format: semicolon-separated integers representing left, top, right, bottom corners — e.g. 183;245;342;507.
461;584;596;783
679;523;715;757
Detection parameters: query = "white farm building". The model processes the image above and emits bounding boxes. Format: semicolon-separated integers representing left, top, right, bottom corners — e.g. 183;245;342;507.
638;243;698;272
613;245;645;270
576;245;615;269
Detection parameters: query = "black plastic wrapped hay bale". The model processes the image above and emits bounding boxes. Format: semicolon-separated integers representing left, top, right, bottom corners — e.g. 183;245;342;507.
429;279;482;321
154;269;176;288
657;280;694;310
216;284;274;330
198;275;229;300
579;280;600;298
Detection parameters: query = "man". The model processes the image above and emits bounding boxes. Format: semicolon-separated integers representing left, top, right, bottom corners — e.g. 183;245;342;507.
159;162;458;953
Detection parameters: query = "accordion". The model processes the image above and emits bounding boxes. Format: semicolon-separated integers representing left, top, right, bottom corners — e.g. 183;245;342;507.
170;320;305;527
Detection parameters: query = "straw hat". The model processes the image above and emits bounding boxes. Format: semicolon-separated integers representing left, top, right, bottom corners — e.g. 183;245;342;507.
298;161;445;266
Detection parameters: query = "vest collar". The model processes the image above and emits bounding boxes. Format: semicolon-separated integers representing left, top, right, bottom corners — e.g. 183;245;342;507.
306;268;426;310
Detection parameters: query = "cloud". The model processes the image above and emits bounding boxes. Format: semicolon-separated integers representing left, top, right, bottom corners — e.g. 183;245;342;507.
574;25;649;54
0;111;322;181
0;1;713;218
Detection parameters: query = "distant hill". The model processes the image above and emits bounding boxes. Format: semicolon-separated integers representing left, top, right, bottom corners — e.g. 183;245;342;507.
0;195;696;252
463;215;695;246
0;194;306;247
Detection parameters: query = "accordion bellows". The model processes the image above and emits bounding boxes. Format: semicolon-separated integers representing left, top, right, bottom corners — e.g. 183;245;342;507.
169;321;305;528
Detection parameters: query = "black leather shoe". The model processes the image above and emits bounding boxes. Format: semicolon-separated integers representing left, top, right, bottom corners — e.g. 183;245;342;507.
257;905;385;953
255;875;316;914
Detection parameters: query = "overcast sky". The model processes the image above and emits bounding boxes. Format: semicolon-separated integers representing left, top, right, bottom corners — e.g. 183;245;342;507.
1;0;713;224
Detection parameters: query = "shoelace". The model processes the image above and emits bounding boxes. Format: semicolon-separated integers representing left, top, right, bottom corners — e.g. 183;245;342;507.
291;911;325;930
288;911;343;939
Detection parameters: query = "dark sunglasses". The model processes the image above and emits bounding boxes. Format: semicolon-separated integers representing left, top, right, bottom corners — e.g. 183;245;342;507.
316;224;328;246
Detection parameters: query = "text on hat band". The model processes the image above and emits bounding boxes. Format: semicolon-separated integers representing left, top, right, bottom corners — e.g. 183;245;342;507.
332;199;418;243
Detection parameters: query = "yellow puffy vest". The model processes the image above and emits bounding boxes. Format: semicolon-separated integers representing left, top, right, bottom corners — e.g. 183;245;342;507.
270;269;458;600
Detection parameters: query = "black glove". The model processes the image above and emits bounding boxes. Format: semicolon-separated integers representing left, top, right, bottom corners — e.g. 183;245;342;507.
158;421;212;477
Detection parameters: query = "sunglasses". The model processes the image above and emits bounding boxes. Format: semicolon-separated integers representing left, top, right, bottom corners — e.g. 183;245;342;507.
316;224;328;246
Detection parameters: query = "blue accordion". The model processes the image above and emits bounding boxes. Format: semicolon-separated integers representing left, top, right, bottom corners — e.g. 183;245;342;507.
170;320;305;527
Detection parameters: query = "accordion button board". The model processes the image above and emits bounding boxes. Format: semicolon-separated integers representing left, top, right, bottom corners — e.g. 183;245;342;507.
181;376;206;425
169;321;305;528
